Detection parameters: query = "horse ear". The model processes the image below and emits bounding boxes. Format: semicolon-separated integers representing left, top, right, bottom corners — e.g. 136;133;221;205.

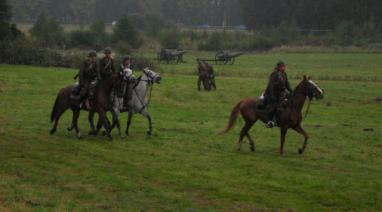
303;75;307;81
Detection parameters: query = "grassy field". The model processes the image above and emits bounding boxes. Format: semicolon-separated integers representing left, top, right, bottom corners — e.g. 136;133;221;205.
0;52;381;211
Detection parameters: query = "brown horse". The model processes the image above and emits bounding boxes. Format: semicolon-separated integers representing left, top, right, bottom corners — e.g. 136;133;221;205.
221;76;324;155
197;59;216;91
50;74;124;140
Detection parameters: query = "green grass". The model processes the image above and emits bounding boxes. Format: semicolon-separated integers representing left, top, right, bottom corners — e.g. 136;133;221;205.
0;52;381;211
142;51;382;82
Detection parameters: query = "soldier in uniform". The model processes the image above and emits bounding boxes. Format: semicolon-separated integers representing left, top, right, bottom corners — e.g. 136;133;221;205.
78;51;100;108
118;55;135;110
99;48;115;80
262;61;293;128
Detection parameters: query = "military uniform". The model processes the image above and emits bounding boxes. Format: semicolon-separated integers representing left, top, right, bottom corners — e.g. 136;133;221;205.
118;62;135;109
262;62;292;127
99;56;115;80
78;57;99;100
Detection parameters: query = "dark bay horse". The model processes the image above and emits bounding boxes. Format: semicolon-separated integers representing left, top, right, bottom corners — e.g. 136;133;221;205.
90;68;162;137
221;76;324;155
50;74;124;140
197;59;216;91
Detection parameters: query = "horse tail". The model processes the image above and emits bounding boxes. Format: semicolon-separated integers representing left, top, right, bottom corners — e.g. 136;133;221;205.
220;101;242;134
50;94;60;123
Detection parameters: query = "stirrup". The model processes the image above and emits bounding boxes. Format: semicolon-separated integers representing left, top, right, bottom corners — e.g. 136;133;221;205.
266;121;275;128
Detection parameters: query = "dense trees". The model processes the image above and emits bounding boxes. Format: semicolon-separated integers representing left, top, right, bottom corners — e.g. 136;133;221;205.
30;14;65;47
239;0;382;30
0;0;11;40
8;0;242;26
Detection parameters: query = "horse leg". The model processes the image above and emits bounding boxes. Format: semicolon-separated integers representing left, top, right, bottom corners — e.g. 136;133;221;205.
125;112;133;136
211;78;217;90
246;131;256;152
88;111;97;135
280;127;288;155
197;77;202;91
237;121;253;151
110;110;121;136
97;107;112;141
294;125;309;154
142;110;153;136
50;107;67;135
72;108;81;139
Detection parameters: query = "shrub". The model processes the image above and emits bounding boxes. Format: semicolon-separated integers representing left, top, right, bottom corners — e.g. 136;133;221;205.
68;30;97;49
113;16;142;49
159;29;181;49
0;39;83;68
198;32;224;51
30;13;66;48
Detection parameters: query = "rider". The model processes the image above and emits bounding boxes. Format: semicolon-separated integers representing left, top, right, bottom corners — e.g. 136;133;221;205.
118;55;135;110
263;61;293;128
99;47;115;80
78;51;100;109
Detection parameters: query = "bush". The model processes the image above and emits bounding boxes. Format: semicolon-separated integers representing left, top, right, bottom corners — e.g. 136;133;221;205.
0;39;157;70
114;41;133;55
159;29;181;49
0;39;83;68
198;32;224;51
30;13;66;48
68;30;97;49
113;16;142;49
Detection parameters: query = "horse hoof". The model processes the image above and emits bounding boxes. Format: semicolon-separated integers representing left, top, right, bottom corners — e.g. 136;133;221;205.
67;127;73;132
125;132;129;137
102;131;108;136
147;131;152;136
49;129;56;135
250;147;255;152
77;133;82;140
298;149;304;154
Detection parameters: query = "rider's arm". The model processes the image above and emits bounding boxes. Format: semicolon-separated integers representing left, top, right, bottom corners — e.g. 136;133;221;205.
78;64;85;85
285;73;293;93
111;60;116;74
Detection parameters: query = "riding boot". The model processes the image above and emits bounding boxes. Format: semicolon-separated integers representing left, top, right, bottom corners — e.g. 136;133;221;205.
266;110;276;128
85;99;91;110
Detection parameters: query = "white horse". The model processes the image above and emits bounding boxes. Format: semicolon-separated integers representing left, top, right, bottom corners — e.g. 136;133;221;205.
109;68;162;136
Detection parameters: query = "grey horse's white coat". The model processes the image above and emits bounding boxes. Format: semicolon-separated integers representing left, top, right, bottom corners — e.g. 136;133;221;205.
111;68;161;135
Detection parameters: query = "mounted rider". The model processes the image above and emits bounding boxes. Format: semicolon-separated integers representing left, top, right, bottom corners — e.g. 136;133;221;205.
99;47;115;80
262;61;293;128
118;55;135;110
78;51;100;108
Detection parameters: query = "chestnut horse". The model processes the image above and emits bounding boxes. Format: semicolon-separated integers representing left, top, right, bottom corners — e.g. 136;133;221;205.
49;74;125;140
221;76;324;155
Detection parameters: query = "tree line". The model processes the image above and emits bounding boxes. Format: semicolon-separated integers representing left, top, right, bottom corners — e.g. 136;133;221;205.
240;0;382;30
8;0;243;26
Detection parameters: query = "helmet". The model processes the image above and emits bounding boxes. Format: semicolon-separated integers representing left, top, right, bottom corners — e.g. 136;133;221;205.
123;55;132;62
88;51;97;57
104;47;112;54
276;60;285;67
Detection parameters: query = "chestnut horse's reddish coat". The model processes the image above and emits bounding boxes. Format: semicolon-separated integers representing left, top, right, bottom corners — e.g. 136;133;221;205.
221;76;324;155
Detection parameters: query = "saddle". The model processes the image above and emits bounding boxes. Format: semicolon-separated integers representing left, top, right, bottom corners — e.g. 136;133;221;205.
255;95;289;114
70;84;81;100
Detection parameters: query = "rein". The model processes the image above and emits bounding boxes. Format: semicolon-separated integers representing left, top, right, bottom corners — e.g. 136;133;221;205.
304;99;312;118
132;77;155;113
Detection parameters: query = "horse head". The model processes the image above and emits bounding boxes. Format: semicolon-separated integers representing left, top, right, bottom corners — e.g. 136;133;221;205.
302;76;324;100
142;68;162;84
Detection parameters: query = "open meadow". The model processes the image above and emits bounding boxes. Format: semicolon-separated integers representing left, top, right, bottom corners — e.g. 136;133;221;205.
0;52;381;211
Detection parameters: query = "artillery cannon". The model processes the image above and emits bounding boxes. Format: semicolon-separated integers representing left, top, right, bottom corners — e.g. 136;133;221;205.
214;50;244;65
157;49;187;64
